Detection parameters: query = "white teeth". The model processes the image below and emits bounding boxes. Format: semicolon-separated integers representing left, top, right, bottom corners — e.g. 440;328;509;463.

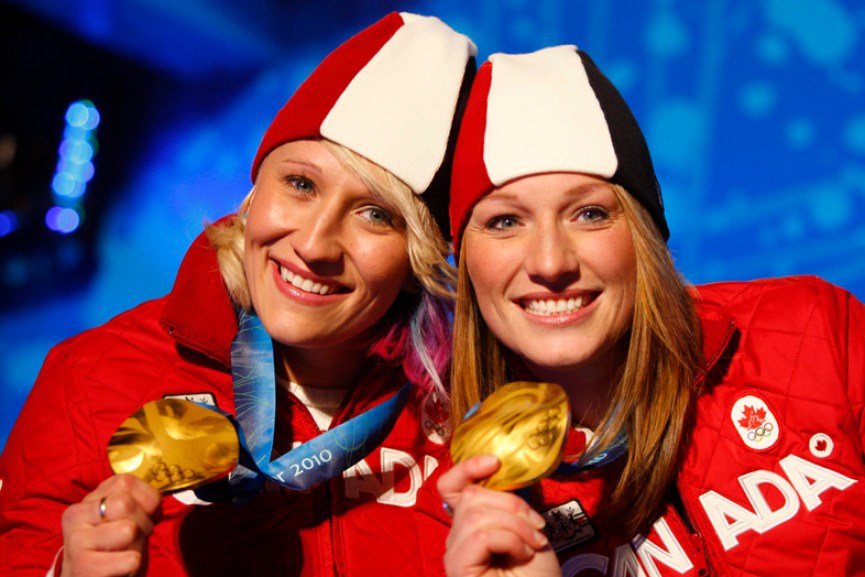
279;266;333;295
525;296;584;316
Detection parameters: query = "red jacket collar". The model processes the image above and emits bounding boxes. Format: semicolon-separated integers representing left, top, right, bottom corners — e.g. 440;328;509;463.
694;295;737;379
159;223;238;368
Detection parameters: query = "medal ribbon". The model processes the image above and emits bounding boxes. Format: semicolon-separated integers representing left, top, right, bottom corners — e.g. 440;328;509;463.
555;428;628;474
511;428;627;504
460;400;628;479
221;309;411;502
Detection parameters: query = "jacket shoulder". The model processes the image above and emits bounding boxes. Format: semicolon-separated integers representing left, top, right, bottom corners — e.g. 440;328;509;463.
160;223;237;367
695;274;840;303
694;275;860;334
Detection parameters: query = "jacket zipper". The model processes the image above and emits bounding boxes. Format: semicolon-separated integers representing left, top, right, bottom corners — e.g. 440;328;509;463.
671;487;715;577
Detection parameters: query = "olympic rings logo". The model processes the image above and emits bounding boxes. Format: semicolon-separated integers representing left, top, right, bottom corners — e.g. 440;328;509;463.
151;457;198;484
746;422;774;442
527;408;561;450
424;419;447;438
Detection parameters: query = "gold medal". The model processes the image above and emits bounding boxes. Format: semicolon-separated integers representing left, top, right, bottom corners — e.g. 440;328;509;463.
451;381;570;491
107;399;239;494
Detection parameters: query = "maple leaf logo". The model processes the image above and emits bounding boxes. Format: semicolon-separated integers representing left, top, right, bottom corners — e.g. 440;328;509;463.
814;438;828;452
737;405;766;430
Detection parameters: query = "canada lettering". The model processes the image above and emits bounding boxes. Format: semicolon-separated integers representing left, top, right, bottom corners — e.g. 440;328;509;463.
562;454;857;576
343;450;440;507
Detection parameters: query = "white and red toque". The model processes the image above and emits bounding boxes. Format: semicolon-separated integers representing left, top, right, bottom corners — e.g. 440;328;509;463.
251;12;477;237
449;45;668;253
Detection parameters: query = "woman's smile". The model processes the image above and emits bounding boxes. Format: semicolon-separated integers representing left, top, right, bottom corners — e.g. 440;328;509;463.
464;172;636;380
275;260;344;298
518;290;598;320
244;139;412;356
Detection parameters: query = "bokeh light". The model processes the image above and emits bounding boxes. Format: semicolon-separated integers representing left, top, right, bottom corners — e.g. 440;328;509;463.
48;100;100;226
45;206;82;234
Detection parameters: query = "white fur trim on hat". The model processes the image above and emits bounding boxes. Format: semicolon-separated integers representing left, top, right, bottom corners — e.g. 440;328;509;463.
321;13;476;194
484;45;618;187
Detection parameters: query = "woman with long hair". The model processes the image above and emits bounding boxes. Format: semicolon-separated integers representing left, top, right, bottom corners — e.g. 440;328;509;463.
422;45;865;577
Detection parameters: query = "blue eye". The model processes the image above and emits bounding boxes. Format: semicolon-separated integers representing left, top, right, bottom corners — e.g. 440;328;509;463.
360;206;394;227
487;215;519;230
285;175;314;193
577;206;609;223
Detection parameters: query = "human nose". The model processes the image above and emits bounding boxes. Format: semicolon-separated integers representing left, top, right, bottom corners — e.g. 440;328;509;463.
524;221;579;284
291;205;344;264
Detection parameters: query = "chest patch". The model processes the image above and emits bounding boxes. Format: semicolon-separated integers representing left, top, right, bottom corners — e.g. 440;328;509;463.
421;394;450;445
541;499;596;552
808;432;834;458
730;394;779;451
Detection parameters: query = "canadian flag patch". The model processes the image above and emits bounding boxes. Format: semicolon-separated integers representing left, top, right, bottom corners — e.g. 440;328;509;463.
809;433;834;458
731;394;779;451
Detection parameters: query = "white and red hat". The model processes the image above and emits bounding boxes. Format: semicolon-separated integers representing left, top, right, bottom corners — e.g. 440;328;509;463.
251;12;477;238
449;45;668;253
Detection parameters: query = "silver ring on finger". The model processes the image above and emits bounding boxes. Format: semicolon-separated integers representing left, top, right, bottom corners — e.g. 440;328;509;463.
98;497;108;523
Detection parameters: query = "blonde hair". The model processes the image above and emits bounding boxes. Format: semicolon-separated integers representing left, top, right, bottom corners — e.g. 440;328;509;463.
450;184;702;534
206;139;455;397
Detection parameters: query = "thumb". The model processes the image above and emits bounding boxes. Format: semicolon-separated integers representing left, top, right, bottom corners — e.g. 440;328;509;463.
437;454;500;506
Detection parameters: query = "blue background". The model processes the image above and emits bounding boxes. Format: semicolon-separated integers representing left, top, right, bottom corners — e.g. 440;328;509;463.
1;0;864;449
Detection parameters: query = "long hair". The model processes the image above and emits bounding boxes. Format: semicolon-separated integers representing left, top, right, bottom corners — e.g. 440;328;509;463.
450;184;702;534
206;140;455;401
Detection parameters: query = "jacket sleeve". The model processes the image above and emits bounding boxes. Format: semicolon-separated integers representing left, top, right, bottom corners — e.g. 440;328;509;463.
780;277;865;454
0;344;110;575
801;276;865;452
839;283;865;449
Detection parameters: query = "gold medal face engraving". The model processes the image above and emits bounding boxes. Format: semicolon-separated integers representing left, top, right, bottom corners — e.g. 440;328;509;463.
451;381;570;491
107;399;239;493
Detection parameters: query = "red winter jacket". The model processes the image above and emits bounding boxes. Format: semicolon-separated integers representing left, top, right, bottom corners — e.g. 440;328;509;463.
419;276;865;577
0;229;451;577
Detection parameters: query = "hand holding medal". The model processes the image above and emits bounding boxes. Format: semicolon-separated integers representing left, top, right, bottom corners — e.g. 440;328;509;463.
450;381;570;491
107;398;240;494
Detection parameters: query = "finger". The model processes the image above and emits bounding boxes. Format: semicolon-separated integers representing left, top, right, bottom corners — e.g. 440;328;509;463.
444;525;539;575
70;483;153;546
62;498;102;534
61;476;160;577
449;483;546;532
437;455;500;505
62;477;161;560
447;488;548;554
119;474;162;518
65;518;145;554
62;547;143;577
63;518;148;577
101;494;159;540
82;475;162;530
87;475;162;517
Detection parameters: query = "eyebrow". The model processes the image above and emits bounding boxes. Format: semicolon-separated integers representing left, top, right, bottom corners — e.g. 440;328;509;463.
277;157;322;174
564;183;614;198
483;182;612;204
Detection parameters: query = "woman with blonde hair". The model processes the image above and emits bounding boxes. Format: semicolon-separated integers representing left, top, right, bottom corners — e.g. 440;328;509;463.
0;13;476;577
421;45;865;577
